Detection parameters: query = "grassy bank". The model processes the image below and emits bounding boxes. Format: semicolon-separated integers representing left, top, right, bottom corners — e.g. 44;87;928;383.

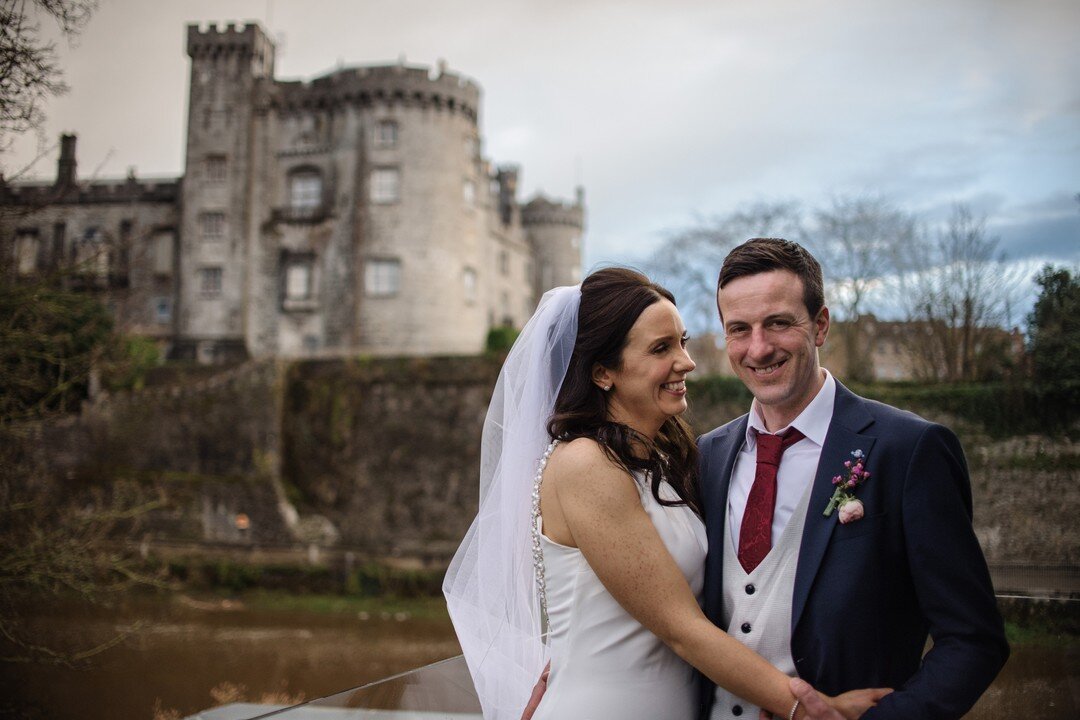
233;590;450;620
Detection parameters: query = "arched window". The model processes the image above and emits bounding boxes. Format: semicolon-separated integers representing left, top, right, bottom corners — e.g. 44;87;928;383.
288;169;323;216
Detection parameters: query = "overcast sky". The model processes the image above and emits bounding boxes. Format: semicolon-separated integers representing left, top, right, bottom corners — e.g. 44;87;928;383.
9;0;1079;277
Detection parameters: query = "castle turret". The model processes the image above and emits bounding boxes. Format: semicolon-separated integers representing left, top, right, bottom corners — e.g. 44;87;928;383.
176;22;276;362
496;165;519;226
522;189;585;293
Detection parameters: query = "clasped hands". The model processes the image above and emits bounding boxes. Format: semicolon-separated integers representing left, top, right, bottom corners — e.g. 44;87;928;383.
758;678;893;720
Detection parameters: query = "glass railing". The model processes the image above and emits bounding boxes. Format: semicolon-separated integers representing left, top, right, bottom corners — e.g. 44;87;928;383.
239;655;481;719
187;581;1076;720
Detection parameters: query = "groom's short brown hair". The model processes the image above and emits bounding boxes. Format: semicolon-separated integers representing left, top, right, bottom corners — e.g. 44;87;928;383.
717;238;825;321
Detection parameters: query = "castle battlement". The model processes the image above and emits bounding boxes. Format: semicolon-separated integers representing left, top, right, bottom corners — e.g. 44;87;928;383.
272;62;481;121
521;194;585;229
186;22;275;76
1;177;181;206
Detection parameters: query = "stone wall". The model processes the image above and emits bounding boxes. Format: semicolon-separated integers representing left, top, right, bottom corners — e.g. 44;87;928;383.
17;358;1076;572
30;360;295;546
281;357;498;560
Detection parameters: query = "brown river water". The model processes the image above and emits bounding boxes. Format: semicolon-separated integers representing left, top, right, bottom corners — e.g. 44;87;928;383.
1;594;1075;719
0;594;461;720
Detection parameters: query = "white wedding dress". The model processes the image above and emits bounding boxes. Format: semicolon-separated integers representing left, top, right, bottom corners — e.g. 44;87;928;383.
531;473;708;720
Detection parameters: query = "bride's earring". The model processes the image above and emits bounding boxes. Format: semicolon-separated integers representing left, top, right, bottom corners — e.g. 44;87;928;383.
603;384;612;392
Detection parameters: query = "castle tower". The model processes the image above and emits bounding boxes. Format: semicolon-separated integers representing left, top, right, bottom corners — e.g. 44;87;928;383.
262;59;488;356
522;187;585;294
176;22;275;362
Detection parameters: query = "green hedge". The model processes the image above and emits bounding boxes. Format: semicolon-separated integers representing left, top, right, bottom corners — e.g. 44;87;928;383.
687;376;1079;438
847;380;1080;437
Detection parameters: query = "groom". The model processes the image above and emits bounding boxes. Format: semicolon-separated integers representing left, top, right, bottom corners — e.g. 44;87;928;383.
700;238;1008;719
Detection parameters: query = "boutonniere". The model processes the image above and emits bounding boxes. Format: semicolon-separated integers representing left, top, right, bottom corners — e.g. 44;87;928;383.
823;449;871;523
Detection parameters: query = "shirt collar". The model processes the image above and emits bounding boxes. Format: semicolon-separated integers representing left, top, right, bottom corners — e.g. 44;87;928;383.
745;369;836;449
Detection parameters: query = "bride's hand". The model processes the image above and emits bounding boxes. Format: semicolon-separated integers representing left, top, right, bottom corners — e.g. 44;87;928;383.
519;661;551;720
757;679;893;720
827;685;893;720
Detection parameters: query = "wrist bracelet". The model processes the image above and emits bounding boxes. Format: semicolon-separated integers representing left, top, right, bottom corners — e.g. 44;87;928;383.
788;699;800;720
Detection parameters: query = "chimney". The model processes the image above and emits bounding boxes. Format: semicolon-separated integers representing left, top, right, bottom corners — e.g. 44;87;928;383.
56;134;77;188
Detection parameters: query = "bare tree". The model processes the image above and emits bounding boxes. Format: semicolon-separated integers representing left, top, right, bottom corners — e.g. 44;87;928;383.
647;201;804;335
809;196;916;382
892;204;1023;382
0;0;98;164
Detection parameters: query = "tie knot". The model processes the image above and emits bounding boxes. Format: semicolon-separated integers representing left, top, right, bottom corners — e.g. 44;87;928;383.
754;427;805;466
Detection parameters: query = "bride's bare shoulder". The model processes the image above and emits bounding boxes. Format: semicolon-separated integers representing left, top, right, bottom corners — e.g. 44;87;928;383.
547;438;634;494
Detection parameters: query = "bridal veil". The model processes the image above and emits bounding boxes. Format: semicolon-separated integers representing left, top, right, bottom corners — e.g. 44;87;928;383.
443;284;580;720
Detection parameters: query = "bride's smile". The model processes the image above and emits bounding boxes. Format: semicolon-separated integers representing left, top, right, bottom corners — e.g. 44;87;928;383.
594;298;696;440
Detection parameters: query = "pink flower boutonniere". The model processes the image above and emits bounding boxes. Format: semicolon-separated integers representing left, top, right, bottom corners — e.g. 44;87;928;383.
823;449;871;523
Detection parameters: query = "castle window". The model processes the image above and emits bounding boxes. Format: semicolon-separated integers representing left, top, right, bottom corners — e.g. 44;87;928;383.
499;250;509;276
463;179;476;207
201;212;225;242
463;267;477;304
14;230;39;276
111;220;132;282
500;291;512;327
370;168;400;204
375;120;398;148
288;170;323;215
199;267;223;298
365;258;400;297
153;297;172;324
464;136;478;161
75;227;107;278
205;155;227;183
153;231;174;276
285;260;313;301
51;223;65;270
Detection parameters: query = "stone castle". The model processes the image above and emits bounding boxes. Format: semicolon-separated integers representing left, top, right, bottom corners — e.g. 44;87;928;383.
0;22;585;362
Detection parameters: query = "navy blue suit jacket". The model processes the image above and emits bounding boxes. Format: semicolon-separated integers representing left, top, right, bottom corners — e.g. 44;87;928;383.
696;381;1008;720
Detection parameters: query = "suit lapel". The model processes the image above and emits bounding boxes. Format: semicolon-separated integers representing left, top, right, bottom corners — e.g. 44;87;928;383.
791;383;876;634
703;416;747;628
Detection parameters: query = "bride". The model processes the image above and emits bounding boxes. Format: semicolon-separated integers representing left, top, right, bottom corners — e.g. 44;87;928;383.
444;268;886;720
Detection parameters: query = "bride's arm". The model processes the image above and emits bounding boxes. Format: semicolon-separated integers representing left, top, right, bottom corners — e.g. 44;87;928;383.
543;440;816;719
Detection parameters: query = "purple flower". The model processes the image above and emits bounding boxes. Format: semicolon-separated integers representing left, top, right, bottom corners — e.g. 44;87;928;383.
833;475;843;485
847;479;856;488
844;460;852;468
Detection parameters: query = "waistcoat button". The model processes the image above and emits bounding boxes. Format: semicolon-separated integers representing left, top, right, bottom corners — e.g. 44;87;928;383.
745;583;755;595
740;622;751;634
732;704;743;716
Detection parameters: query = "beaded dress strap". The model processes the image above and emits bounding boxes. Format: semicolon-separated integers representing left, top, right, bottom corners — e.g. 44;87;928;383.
530;438;559;628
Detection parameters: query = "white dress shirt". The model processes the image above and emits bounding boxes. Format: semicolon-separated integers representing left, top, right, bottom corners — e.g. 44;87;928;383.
727;370;836;549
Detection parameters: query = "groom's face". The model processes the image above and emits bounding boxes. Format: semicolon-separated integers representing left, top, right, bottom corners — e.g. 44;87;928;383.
718;269;829;429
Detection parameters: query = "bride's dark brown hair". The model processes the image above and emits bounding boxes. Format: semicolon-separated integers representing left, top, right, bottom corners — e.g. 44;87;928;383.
547;267;701;515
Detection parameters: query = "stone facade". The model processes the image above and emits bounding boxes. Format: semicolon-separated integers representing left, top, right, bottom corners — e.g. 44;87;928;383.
0;22;584;361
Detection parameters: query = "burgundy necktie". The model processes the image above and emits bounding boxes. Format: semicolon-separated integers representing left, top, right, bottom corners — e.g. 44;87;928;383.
738;427;806;573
